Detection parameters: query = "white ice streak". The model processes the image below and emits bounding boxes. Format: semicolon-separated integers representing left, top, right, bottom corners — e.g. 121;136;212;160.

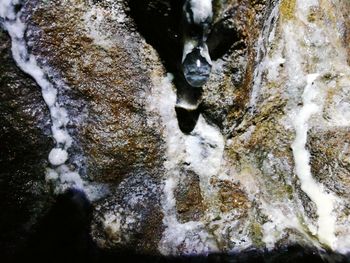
261;200;316;249
249;3;280;108
185;118;224;181
291;74;336;248
0;0;86;193
251;0;350;250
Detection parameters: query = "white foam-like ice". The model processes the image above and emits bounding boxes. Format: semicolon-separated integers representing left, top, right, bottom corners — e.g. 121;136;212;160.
247;0;350;252
291;74;336;248
0;0;101;198
261;200;319;250
185;118;224;180
48;148;69;166
148;74;222;255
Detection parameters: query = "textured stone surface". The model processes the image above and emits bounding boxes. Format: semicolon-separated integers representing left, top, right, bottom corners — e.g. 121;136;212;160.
202;0;275;131
1;0;350;259
27;0;165;183
175;171;205;223
23;0;168;254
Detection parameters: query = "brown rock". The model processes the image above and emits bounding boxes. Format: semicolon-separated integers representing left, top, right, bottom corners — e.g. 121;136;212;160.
211;179;250;215
175;170;205;223
26;0;165;183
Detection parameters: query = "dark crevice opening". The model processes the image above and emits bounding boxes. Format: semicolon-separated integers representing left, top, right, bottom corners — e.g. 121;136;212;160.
175;106;201;134
127;0;185;74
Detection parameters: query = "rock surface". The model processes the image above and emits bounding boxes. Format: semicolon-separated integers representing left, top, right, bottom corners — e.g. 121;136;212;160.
1;0;350;260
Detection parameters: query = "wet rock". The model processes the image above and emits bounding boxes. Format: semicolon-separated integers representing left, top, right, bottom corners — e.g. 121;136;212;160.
2;0;350;258
202;0;276;131
23;0;167;253
309;129;350;200
222;0;350;252
216;180;249;214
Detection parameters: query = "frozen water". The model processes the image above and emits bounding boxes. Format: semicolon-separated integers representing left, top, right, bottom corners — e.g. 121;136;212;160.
182;47;211;87
182;0;213;87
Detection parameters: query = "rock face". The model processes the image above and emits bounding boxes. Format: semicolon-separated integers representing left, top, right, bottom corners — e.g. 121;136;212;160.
1;0;350;260
23;0;167;254
26;0;165;184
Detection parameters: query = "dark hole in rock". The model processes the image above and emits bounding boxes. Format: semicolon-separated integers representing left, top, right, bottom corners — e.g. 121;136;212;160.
128;0;202;133
127;0;185;73
175;75;203;107
175;106;201;134
23;188;96;262
207;17;244;60
128;0;243;70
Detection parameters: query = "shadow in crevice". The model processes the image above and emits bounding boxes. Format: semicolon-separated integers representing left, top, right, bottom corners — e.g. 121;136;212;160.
207;8;245;60
11;188;350;263
174;75;202;133
128;0;184;74
175;106;200;134
22;189;97;263
127;0;243;70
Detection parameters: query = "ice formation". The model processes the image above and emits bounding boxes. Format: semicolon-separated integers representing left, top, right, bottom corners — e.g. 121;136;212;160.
182;0;213;87
291;74;336;248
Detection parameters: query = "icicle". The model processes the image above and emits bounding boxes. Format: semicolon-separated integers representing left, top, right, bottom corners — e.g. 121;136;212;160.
182;0;213;87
